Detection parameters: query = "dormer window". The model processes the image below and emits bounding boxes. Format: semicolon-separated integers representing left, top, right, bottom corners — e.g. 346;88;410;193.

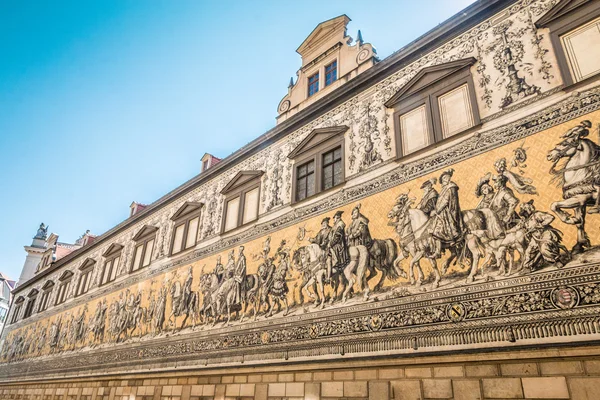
170;202;203;255
221;171;263;233
385;58;480;158
75;258;96;296
101;244;123;285
38;280;55;312
55;271;73;305
308;72;319;97
131;226;158;272
325;60;337;86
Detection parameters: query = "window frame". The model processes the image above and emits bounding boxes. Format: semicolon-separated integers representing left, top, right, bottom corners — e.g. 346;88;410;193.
75;258;96;297
130;226;158;272
169;203;203;256
220;172;263;233
10;297;24;324
23;289;38;319
100;244;123;286
38;281;55;313
325;59;338;87
536;0;600;87
307;71;320;97
289;126;347;204
55;271;73;306
385;58;481;158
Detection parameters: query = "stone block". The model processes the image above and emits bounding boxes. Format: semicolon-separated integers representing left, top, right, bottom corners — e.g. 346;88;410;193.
240;383;255;397
584;360;600;374
254;383;268;400
262;374;278;383
333;370;354;380
313;372;332;381
501;362;539;376
222;376;234;384
248;375;262;383
268;383;286;397
369;381;389;400
203;385;215;396
321;381;343;397
286;382;304;397
405;367;432;378
434;366;464;377
344;381;368;397
568;377;600;400
295;372;312;382
355;369;378;380
379;368;404;379
422;379;452;399
279;373;295;382
209;376;221;384
522;377;569;398
465;364;499;377
225;384;240;397
482;378;523;399
214;384;226;400
305;382;320;400
539;361;584;375
453;380;481;400
234;375;247;383
391;380;422;400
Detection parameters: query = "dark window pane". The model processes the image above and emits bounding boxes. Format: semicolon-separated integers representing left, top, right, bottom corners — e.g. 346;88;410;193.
307;160;314;173
298;164;306;176
325;61;337;86
323;151;332;164
334;147;342;160
333;161;343;186
323;166;333;189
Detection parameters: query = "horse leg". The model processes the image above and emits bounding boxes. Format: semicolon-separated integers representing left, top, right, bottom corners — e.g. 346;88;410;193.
283;298;289;316
429;258;441;288
316;271;325;309
374;269;387;293
441;249;456;276
342;262;356;303
409;252;424;287
467;235;482;283
355;247;370;301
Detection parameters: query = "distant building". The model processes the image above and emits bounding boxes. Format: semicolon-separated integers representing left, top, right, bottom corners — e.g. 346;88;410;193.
3;1;600;398
0;273;15;334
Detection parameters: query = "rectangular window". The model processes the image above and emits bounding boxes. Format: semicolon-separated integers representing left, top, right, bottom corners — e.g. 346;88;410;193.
132;244;143;272
185;216;200;249
561;16;600;83
101;256;120;286
142;239;154;266
400;105;430;155
170;211;201;256
171;223;185;254
23;298;36;319
55;281;70;305
10;304;22;323
242;187;259;224
322;146;342;190
325;60;337;86
296;160;316;201
38;289;52;312
438;84;474;138
76;268;93;296
0;307;7;323
224;197;241;232
308;72;319;97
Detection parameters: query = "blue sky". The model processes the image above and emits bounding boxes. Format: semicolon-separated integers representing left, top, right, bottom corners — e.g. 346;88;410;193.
0;0;474;280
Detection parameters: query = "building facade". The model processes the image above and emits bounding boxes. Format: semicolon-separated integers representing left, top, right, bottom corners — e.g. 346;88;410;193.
3;0;600;398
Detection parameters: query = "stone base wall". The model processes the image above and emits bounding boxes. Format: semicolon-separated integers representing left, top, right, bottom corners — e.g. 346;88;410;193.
4;345;600;400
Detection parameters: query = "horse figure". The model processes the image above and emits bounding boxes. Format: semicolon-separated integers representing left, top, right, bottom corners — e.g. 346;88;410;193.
213;273;260;325
389;194;486;286
367;238;407;292
292;244;329;308
547;121;600;254
199;273;220;324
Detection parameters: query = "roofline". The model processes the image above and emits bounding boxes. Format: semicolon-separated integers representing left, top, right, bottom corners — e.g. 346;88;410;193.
13;0;514;295
296;14;351;54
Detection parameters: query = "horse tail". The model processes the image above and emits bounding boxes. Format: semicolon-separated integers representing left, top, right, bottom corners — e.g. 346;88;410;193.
383;239;400;281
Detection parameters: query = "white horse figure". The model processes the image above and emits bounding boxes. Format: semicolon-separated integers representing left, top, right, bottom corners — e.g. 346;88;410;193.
547;123;600;254
389;194;486;285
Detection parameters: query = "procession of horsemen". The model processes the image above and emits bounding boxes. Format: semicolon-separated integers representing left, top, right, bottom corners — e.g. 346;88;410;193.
3;120;600;361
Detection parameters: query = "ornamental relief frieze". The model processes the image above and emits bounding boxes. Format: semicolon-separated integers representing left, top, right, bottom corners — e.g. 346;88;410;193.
5;0;566;321
3;87;600;380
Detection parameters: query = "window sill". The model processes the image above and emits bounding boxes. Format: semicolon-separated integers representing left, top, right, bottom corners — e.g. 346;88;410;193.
562;73;600;94
291;181;346;207
397;123;482;162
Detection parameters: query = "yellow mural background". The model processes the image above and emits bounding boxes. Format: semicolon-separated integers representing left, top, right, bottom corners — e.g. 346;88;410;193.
4;111;600;360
